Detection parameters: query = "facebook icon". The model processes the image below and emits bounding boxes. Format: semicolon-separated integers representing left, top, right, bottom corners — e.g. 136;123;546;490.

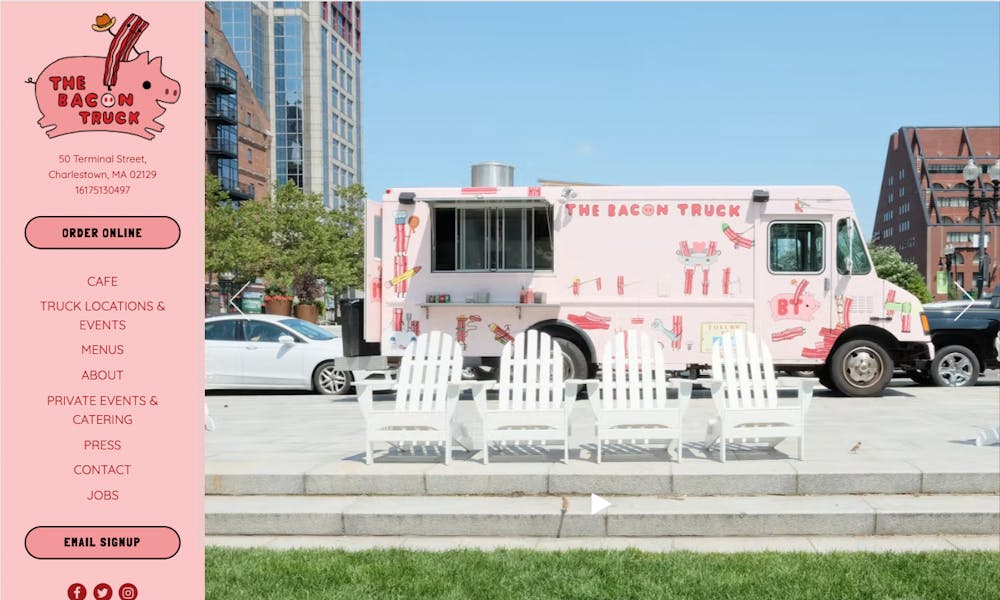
67;583;87;600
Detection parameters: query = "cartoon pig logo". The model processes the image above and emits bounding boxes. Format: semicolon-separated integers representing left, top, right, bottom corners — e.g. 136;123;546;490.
29;13;180;140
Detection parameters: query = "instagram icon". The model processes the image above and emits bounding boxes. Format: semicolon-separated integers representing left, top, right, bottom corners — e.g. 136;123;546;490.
119;583;138;599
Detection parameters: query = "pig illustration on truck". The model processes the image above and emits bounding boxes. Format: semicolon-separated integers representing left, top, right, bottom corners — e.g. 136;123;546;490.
339;166;932;397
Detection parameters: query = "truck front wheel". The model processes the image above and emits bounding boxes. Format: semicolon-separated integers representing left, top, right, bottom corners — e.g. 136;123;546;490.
929;345;979;387
829;339;893;397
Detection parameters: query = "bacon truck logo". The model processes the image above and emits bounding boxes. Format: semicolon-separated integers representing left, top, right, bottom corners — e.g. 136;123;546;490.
28;12;180;140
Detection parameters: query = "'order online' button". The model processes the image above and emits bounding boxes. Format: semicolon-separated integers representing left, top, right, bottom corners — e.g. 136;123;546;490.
24;216;180;249
25;526;180;559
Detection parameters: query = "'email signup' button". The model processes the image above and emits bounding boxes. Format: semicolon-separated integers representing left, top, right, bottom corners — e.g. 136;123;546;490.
25;526;180;559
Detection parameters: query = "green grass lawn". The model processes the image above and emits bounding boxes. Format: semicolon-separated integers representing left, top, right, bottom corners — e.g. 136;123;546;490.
206;547;998;600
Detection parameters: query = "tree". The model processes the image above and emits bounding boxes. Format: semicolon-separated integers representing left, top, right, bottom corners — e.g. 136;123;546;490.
331;183;366;290
204;177;367;319
869;245;933;304
204;175;270;293
265;181;340;302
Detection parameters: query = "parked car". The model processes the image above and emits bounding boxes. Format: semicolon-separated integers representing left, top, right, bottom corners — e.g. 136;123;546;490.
205;314;354;394
914;285;1000;387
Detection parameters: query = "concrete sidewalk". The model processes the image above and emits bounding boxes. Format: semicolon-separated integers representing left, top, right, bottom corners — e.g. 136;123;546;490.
205;377;999;548
206;377;999;490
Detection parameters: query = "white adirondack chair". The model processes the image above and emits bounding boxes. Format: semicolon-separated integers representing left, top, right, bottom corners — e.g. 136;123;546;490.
357;331;465;465
594;330;692;463
476;330;579;464
704;330;816;462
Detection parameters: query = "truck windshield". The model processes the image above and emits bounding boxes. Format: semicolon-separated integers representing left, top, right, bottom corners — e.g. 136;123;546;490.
836;218;872;275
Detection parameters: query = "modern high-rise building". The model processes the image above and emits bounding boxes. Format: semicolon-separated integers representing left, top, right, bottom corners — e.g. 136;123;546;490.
217;1;363;209
871;126;1000;300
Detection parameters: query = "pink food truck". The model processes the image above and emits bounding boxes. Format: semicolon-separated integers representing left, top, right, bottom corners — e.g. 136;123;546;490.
340;166;932;397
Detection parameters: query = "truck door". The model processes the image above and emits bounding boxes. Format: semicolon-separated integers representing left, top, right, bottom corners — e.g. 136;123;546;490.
755;216;832;362
832;216;874;329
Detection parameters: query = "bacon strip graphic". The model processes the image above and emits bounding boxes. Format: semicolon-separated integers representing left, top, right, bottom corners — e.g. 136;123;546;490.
721;223;753;249
104;14;148;88
772;327;806;342
568;313;611;330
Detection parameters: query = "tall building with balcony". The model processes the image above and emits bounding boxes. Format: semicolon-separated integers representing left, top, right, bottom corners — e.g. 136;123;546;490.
218;1;363;209
205;4;271;203
871;126;1000;300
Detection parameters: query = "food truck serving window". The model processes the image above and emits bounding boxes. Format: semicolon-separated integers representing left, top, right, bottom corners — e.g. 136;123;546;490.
769;222;824;273
431;204;554;272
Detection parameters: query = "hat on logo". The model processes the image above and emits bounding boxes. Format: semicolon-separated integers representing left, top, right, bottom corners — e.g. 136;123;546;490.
92;13;116;32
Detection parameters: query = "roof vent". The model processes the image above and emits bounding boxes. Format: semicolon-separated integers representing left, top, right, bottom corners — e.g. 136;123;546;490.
471;162;514;187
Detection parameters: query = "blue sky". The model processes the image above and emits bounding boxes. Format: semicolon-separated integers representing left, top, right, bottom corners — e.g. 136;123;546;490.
360;2;1000;235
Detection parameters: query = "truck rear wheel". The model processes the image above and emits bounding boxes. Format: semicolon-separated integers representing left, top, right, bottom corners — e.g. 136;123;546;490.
553;337;588;381
829;339;893;397
930;345;979;387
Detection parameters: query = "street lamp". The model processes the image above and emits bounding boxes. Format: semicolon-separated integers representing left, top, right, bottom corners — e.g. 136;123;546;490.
965;159;1000;298
220;271;235;314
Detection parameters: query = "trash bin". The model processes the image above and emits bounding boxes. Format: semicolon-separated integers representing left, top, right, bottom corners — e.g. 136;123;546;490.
340;298;380;357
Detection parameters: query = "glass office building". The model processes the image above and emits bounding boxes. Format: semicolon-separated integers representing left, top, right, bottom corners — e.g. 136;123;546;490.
219;2;363;208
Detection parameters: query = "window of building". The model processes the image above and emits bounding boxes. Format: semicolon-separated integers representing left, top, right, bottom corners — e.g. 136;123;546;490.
247;148;252;163
941;216;954;224
946;231;975;243
432;205;554;272
899;221;910;233
889;175;894;185
246;111;252;126
938;196;967;208
768;222;824;273
899;187;904;197
888;192;893;203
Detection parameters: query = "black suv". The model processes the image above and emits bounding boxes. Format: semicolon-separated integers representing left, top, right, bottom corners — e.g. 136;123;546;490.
916;285;1000;387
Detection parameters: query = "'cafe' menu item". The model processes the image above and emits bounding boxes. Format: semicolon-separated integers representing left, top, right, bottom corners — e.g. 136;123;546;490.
1;3;204;598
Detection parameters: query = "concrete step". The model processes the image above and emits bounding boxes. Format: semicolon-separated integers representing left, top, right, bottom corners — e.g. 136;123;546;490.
205;494;999;538
207;534;1000;553
206;459;1000;497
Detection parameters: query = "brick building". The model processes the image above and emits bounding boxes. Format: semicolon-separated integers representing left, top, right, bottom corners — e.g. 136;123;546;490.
205;4;270;203
871;126;1000;300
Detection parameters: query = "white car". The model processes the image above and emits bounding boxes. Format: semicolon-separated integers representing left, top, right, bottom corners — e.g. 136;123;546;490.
205;314;354;394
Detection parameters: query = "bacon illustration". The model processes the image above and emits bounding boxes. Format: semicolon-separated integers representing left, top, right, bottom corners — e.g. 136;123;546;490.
568;313;611;330
104;14;148;88
772;327;806;342
721;223;753;249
